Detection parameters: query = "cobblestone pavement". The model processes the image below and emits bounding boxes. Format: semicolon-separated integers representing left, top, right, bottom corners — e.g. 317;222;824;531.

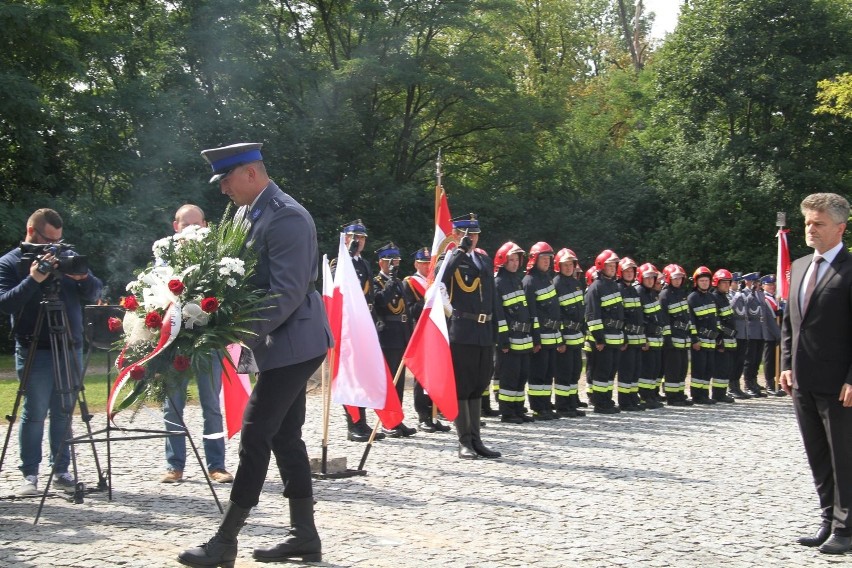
0;379;845;567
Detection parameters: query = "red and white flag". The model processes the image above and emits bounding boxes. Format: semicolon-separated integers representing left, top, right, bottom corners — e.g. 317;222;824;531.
330;234;403;428
429;187;453;273
403;254;458;421
321;255;342;378
777;228;791;301
220;343;252;439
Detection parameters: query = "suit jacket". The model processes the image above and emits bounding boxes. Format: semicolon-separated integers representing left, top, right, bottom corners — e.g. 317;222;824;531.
243;181;333;372
781;246;852;394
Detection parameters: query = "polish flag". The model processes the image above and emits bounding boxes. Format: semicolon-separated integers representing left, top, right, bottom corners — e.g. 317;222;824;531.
403;253;458;421
321;255;341;378
429;187;453;273
777;228;791;301
330;234;403;428
220;344;252;438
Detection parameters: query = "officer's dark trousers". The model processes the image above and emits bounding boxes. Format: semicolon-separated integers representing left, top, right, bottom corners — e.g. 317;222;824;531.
617;345;640;406
529;348;557;413
230;355;324;508
793;388;852;536
554;347;582;411
743;338;764;388
733;338;748;390
762;340;778;389
451;343;494;400
587;346;618;409
382;347;405;404
663;348;688;401
413;381;433;421
689;348;713;400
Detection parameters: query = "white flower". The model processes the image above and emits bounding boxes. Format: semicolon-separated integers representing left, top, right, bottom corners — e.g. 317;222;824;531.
139;266;179;311
123;312;157;344
182;301;210;329
152;236;172;258
218;257;246;277
226;278;237;288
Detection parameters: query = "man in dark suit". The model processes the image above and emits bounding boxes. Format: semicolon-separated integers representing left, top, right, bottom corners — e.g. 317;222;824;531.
780;192;852;555
180;143;333;567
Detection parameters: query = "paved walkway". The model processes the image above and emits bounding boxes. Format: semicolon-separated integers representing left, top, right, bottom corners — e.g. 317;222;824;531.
0;380;842;567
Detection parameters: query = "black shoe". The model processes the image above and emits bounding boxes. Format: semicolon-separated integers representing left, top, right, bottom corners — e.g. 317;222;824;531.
621;404;642;412
472;441;501;459
501;415;523;424
799;525;831;547
396;422;417;437
594;406;621;414
819;534;852;554
773;389;787;397
418;419;437;433
667;399;690;407
253;535;322;563
533;410;556;421
458;444;478;459
433;420;451;432
348;428;385;442
179;534;238;568
644;400;665;409
729;388;751;399
482;407;501;417
577;401;589;408
693;397;716;405
556;408;585;418
381;427;402;438
519;414;535;422
713;394;736;403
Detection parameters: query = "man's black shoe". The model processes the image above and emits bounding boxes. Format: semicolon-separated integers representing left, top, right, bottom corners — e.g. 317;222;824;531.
594;406;621;414
533;411;556;421
501;415;523;424
348;429;385;442
482;407;501;417
819;534;852;554
798;525;831;547
396;422;417;437
667;399;690;407
520;414;535;422
433;420;451;432
713;395;736;403
693;397;716;405
620;404;642;412
418;419;437;433
577;401;589;408
458;444;478;459
472;442;501;459
729;388;751;399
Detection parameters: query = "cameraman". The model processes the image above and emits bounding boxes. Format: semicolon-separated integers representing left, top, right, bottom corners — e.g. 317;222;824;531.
0;208;102;496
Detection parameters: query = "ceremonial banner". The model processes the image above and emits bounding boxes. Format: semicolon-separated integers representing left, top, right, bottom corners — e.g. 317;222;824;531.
220;343;252;439
777;228;791;301
403;253;458;421
429;188;453;275
330;234;403;428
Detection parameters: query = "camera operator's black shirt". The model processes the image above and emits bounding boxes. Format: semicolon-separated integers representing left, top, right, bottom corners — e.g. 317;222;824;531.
0;247;102;349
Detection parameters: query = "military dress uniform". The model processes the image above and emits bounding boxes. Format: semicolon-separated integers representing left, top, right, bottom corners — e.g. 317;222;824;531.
741;273;767;397
441;214;504;459
553;266;586;416
758;275;784;395
686;270;719;404
729;274;751;398
373;242;416;437
584;269;624;413
659;275;693;405
617;267;645;411
635;269;666;409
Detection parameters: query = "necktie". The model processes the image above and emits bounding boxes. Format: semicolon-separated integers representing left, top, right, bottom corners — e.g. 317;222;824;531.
802;256;823;313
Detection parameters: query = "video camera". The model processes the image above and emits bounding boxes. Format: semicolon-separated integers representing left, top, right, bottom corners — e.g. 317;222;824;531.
18;241;89;278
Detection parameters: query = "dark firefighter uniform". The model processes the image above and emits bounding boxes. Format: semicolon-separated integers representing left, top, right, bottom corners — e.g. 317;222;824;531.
584;271;624;413
553;267;586;416
659;268;692;406
635;269;665;409
686;270;719;404
617;268;645;411
710;273;737;403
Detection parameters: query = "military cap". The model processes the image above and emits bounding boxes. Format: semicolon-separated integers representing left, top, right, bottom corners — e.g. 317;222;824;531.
413;247;431;262
451;212;481;233
375;242;401;260
731;271;742;282
342;219;368;236
760;274;776;284
742;272;760;282
200;142;264;183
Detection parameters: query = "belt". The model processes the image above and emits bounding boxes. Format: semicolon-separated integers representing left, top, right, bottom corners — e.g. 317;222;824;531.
603;318;624;330
698;328;719;340
624;323;643;335
539;317;560;331
647;325;663;336
671;320;690;331
509;321;531;333
384;314;408;323
562;320;583;332
719;325;736;338
452;310;492;324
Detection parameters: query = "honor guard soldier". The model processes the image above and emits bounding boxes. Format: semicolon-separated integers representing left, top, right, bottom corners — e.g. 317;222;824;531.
523;242;564;420
402;248;451;432
741;272;767;397
687;266;719;404
659;264;694;406
584;250;625;414
760;275;785;396
440;213;504;459
552;248;587;416
617;257;645;411
373;242;417;438
331;220;386;442
729;272;751;398
493;242;535;423
710;269;737;402
635;263;665;409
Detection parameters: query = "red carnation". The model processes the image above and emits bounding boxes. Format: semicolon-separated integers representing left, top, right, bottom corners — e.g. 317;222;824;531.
200;297;219;313
144;311;163;329
107;317;123;333
129;365;146;381
168;279;185;295
173;355;191;372
121;295;139;311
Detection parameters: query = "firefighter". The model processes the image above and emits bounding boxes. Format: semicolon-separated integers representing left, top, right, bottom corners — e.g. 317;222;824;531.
402;247;452;432
552;248;587;417
617;257;645;411
687;266;719;404
635;263;665;409
584;250;624;414
659;264;693;406
440;213;503;459
710;268;737;403
331;220;386;442
493;242;535;424
523;242;565;420
373;242;418;437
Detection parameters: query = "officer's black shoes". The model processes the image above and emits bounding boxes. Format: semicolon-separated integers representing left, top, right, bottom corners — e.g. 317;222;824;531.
520;414;536;422
472;441;501;459
713;395;736;403
772;389;788;397
798;525;832;547
729;388;751;399
693;397;716;405
501;415;524;424
418;419;437;433
482;407;502;417
433;420;451;432
347;427;385;442
593;405;621;414
556;408;585;418
620;404;642;412
819;534;852;554
458;443;478;459
254;498;322;563
533;410;557;421
179;501;251;568
643;400;665;410
392;422;417;437
667;399;693;407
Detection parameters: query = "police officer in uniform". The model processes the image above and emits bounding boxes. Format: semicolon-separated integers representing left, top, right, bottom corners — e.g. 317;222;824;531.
659;264;693;406
759;274;784;396
710;269;737;403
524;242;564;420
493;242;535;423
552;248;587;417
741;272;767;397
331;220;387;441
687;266;718;404
617;257;645;411
729;272;752;398
584;250;625;414
373;242;417;438
635;263;665;409
402;248;451;432
440;214;504;459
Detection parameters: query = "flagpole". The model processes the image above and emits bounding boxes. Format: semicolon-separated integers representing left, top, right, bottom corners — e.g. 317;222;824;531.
775;212;787;388
357;359;406;471
320;349;334;474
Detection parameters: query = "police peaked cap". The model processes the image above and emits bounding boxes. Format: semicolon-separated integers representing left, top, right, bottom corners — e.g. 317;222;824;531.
742;272;760;281
375;242;401;259
342;219;368;236
731;272;743;282
201;142;264;183
759;274;776;284
451;213;481;233
413;247;431;262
